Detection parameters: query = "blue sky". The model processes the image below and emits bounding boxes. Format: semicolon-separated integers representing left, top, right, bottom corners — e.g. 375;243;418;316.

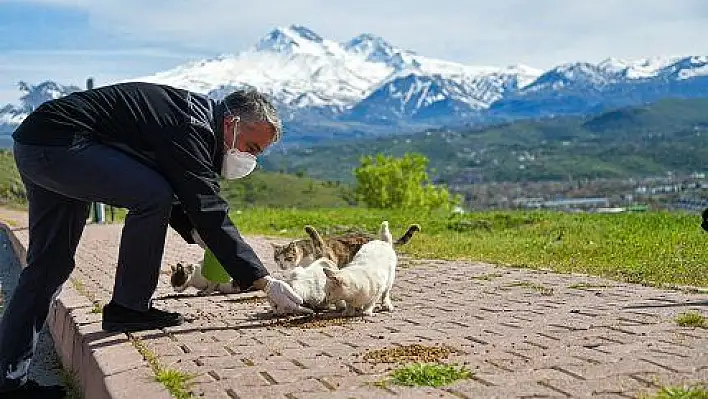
1;0;707;104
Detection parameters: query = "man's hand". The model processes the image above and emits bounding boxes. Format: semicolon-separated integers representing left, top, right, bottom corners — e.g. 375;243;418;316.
258;276;314;315
191;230;206;248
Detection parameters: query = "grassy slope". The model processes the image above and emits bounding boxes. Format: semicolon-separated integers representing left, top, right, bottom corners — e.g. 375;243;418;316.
0;150;24;206
0;151;353;209
230;207;708;288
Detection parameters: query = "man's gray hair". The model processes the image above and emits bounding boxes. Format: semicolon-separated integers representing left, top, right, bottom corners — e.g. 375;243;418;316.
223;89;283;142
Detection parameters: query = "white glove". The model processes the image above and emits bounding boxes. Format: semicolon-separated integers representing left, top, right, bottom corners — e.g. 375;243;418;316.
262;276;314;315
191;230;206;249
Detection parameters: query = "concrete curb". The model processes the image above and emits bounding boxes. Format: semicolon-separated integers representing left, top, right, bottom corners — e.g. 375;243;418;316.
0;222;172;399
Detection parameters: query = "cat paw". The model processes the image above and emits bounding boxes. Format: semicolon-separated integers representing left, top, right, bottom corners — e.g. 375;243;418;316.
381;303;394;312
362;309;375;317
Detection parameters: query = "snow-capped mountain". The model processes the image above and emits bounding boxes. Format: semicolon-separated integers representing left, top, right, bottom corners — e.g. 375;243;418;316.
0;81;81;134
490;56;708;118
1;25;707;145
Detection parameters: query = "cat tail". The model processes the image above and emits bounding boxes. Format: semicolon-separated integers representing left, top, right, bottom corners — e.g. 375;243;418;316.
394;224;421;246
379;221;394;245
304;225;328;259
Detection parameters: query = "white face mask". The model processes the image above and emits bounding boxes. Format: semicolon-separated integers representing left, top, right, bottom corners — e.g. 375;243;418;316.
221;116;257;180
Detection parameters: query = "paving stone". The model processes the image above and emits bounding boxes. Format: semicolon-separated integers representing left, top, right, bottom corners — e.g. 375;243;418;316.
5;218;706;398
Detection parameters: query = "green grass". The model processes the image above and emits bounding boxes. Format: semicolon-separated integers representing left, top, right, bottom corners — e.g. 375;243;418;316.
58;369;83;399
228;207;708;287
5;143;705;288
90;301;103;314
376;363;472;388
128;334;195;399
639;384;708;399
0;150;25;206
156;369;196;399
674;311;707;328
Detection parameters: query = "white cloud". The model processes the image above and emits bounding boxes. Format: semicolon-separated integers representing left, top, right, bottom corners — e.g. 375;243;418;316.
0;48;202;104
28;0;705;67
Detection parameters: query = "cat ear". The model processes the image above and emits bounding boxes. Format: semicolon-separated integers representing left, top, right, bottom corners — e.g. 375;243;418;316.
270;243;281;250
323;268;344;285
170;264;177;272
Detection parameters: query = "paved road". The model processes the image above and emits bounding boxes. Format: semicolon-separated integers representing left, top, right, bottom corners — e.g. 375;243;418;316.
36;224;706;399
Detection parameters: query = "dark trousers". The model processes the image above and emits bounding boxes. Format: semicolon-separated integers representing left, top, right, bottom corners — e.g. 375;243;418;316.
0;135;174;390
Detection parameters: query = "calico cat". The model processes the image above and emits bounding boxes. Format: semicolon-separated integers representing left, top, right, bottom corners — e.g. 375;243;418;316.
169;262;244;295
322;220;397;317
272;223;420;270
271;226;344;313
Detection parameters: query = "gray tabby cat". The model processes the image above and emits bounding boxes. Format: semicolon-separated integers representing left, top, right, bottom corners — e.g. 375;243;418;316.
169;262;244;295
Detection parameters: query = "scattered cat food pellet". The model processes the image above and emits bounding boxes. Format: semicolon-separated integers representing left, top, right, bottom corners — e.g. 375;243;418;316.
269;314;367;329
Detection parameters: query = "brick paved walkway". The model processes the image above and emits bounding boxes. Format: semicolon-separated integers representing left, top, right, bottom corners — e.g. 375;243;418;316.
4;216;708;398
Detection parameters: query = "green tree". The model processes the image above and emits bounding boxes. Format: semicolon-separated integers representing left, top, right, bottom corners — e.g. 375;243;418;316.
354;153;460;210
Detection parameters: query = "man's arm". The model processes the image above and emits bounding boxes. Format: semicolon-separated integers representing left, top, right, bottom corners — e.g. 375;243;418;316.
168;201;197;244
153;122;269;290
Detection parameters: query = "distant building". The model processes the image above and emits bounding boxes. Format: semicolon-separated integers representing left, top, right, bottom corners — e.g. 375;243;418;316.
675;197;708;212
513;197;545;208
514;197;610;209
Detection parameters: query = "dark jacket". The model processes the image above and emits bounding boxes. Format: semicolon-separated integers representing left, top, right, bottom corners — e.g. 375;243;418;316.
13;81;269;288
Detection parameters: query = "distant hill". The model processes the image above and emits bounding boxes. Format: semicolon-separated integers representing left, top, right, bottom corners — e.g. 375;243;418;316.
220;169;354;208
261;98;708;182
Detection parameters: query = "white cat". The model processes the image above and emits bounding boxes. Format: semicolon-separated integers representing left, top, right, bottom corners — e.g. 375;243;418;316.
274;258;342;312
169;262;243;295
323;220;397;317
270;225;345;314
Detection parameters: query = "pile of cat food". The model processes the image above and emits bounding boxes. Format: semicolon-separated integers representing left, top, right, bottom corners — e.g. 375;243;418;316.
362;344;461;364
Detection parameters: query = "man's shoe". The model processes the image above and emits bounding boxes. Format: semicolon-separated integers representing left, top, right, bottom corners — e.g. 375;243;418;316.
102;301;184;332
0;380;66;399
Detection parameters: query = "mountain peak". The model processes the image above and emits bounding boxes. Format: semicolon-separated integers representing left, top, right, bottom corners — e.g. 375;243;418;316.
285;25;324;43
17;80;81;111
343;33;416;68
254;25;326;55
